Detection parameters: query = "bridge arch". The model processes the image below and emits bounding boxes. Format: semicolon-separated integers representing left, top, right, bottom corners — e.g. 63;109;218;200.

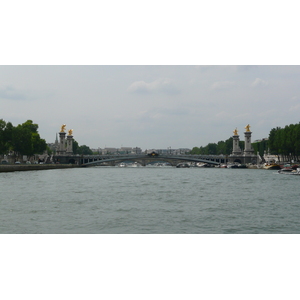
233;158;242;164
68;158;76;164
81;155;221;167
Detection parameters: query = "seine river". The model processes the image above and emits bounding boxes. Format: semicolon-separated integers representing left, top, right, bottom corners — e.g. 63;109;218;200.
1;166;300;234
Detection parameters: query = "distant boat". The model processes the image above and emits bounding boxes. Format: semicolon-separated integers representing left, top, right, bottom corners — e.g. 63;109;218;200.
238;164;247;168
279;164;294;173
118;162;127;167
196;162;213;168
128;162;142;167
263;163;281;170
176;163;190;168
196;163;208;167
278;168;300;175
227;163;239;169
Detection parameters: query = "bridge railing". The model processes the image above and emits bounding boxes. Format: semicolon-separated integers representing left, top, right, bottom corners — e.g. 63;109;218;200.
80;154;225;166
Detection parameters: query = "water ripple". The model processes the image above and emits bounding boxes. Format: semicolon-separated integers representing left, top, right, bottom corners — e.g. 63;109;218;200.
1;168;300;233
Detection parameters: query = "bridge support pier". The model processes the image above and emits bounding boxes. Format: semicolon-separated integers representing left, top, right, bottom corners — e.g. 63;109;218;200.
57;132;66;155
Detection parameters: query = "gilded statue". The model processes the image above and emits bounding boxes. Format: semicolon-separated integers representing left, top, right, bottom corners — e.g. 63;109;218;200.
60;124;66;132
68;129;73;136
245;124;251;132
233;128;238;136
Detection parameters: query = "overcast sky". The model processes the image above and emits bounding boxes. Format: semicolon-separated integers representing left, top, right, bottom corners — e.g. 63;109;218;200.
1;1;299;150
1;65;300;150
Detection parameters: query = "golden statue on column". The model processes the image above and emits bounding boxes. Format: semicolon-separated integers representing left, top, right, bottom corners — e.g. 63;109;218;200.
245;124;251;132
60;124;66;132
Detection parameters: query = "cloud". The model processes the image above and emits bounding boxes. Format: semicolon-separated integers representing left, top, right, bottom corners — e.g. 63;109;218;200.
0;83;52;102
127;78;179;94
2;65;300;150
251;78;268;87
289;104;300;112
214;111;231;119
210;81;235;90
0;85;28;101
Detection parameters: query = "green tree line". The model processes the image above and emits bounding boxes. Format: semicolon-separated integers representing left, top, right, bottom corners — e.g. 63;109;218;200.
0;119;47;158
191;136;268;157
268;123;300;161
190;138;244;156
72;140;93;155
191;122;300;161
191;137;269;157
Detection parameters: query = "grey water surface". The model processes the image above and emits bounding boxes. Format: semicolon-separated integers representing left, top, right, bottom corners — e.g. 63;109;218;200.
1;167;299;233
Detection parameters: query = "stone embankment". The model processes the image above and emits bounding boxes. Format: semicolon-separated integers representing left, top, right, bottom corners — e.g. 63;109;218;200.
0;164;80;172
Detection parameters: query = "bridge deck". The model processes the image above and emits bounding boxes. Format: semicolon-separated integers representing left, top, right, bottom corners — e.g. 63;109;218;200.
81;154;222;166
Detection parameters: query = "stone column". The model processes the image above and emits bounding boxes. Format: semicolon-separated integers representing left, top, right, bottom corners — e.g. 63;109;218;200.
66;134;73;154
232;129;242;155
244;127;254;155
58;132;66;155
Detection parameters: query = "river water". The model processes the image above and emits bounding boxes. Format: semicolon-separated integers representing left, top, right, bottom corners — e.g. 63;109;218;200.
1;166;300;234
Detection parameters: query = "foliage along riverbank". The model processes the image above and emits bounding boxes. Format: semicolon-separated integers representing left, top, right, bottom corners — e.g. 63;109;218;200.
191;122;300;162
0;119;47;158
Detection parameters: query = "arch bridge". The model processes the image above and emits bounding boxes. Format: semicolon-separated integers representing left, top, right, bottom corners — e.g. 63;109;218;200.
80;153;225;167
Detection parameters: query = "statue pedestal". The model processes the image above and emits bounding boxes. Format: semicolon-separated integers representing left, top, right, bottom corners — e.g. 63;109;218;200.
57;132;66;155
66;135;73;154
244;131;254;155
232;135;242;155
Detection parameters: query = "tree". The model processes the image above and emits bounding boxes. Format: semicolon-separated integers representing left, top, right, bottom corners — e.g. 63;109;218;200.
267;123;300;161
216;140;226;155
269;127;280;154
21;120;39;134
0;119;48;159
192;122;300;161
0;119;7;154
294;123;300;158
224;137;233;154
190;147;200;154
72;140;92;155
10;120;47;158
76;145;93;155
0;120;14;154
252;139;268;157
191;137;234;156
32;132;47;155
73;140;79;154
207;143;217;155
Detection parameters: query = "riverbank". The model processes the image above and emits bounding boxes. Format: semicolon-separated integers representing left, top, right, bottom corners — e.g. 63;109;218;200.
0;164;80;172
